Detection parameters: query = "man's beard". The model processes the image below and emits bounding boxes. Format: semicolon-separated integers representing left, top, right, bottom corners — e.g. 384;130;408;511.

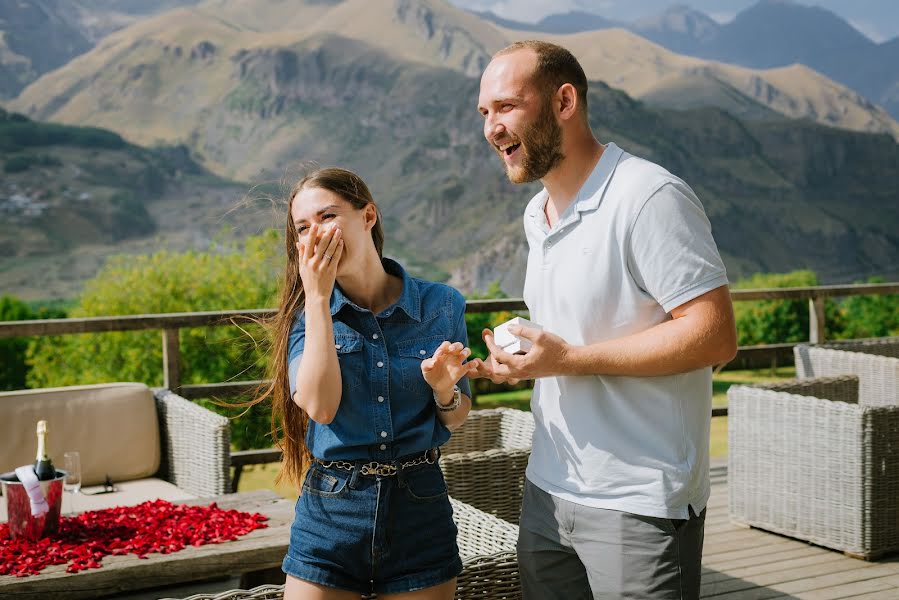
501;99;564;184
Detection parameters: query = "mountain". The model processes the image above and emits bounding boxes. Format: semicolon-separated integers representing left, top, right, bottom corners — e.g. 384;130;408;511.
0;108;250;300
511;28;899;140
477;9;619;34
467;1;899;120
0;0;205;99
13;0;899;145
705;0;899;119
632;5;720;55
0;1;92;98
3;1;898;299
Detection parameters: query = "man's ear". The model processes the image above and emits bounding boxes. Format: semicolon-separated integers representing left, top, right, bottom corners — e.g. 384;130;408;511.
557;83;579;121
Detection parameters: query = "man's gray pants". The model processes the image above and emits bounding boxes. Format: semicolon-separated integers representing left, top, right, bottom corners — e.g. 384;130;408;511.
517;479;705;600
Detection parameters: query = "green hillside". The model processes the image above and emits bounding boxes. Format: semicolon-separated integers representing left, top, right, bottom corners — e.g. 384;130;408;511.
3;32;898;300
0;108;251;300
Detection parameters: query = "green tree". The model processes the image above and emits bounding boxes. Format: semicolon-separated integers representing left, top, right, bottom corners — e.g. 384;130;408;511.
0;297;67;390
834;276;898;339
464;282;521;361
732;270;840;345
26;231;283;449
1;296;36;390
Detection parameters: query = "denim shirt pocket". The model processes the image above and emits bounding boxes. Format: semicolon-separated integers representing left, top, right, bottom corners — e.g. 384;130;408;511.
396;335;446;393
333;323;364;392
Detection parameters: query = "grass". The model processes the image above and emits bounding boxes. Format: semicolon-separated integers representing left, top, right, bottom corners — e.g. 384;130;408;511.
237;367;797;498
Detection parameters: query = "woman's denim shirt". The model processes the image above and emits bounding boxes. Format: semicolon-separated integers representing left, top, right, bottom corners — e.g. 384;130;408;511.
287;259;471;462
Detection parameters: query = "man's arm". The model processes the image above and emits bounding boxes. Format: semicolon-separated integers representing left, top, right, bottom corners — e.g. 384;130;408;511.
478;285;737;380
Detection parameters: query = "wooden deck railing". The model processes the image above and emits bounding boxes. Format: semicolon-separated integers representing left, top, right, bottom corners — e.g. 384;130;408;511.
3;282;896;487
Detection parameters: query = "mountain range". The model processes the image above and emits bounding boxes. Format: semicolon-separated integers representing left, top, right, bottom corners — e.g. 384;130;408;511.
1;0;897;300
475;0;899;119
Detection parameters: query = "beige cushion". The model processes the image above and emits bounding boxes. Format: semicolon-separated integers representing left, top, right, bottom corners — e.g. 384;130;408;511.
0;477;196;522
0;383;160;487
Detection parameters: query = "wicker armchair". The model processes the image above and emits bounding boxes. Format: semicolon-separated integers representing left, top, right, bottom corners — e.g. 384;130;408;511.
440;408;535;524
794;337;899;406
154;388;232;497
728;376;899;559
162;498;521;600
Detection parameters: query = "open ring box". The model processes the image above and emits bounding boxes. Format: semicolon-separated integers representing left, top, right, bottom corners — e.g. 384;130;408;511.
493;317;542;355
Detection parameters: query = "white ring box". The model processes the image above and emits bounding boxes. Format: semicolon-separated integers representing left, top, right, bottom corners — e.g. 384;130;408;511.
493;316;542;354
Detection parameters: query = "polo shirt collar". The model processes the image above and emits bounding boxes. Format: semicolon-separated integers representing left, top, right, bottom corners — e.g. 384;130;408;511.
329;257;421;321
526;142;624;229
573;142;624;213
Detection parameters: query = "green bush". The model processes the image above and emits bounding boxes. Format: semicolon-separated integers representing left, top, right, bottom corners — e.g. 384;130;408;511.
834;276;898;339
26;231;282;449
0;297;67;390
732;270;842;345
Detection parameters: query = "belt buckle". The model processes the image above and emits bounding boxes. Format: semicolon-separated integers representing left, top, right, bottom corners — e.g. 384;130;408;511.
361;462;396;476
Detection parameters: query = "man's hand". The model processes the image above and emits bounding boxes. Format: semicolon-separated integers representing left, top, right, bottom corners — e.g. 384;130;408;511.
473;325;571;382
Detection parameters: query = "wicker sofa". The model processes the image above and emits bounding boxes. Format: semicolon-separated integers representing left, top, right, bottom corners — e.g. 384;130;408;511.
794;337;898;406
0;383;230;519
162;497;522;600
728;375;899;559
439;407;535;524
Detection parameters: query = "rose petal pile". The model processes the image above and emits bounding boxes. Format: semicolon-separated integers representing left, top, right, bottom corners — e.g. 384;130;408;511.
0;499;268;577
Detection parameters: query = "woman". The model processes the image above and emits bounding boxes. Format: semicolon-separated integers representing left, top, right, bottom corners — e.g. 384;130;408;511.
258;167;475;599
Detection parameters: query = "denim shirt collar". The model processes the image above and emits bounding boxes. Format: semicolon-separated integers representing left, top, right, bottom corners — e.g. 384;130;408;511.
329;257;422;321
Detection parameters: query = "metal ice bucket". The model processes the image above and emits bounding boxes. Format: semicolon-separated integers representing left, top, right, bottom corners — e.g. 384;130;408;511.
1;469;66;540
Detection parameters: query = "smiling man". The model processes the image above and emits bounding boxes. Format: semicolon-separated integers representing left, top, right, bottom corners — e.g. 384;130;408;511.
474;41;737;599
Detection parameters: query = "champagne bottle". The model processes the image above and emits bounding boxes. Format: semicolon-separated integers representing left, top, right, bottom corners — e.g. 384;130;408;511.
34;420;56;481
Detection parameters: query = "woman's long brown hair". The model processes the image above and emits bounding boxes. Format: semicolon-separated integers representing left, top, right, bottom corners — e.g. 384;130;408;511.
245;167;384;488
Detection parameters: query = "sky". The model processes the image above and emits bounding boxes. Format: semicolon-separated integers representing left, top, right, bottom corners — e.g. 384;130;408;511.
448;0;899;43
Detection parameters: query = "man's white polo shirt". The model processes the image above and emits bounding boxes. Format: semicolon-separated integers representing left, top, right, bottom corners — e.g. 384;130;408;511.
522;142;728;519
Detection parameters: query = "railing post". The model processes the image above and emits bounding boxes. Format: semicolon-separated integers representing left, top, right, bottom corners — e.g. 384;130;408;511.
809;296;826;344
162;328;182;391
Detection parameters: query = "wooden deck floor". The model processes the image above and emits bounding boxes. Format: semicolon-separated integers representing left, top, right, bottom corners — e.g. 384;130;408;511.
701;462;899;600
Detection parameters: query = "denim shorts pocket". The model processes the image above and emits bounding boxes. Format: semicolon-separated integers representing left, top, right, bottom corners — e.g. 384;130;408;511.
404;464;449;503
397;335;446;392
333;326;364;391
302;466;350;498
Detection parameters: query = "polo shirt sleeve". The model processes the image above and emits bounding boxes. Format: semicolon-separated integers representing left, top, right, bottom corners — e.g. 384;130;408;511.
451;291;473;399
287;313;306;396
627;181;729;314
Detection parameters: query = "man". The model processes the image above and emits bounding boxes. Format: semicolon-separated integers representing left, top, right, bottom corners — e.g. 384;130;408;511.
473;40;737;599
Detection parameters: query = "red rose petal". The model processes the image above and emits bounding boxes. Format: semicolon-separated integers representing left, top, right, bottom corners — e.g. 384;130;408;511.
0;500;268;576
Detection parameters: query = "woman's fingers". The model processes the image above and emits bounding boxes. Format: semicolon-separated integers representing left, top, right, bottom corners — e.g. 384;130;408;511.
330;238;345;267
320;227;342;268
302;225;316;261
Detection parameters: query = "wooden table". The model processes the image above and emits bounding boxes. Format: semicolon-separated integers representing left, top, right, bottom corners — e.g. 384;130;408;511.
0;490;294;600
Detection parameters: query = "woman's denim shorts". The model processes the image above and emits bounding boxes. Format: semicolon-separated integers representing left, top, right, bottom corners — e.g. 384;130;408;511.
282;456;462;595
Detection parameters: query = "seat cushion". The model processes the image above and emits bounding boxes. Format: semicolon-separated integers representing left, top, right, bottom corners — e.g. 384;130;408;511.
0;383;160;487
0;477;197;522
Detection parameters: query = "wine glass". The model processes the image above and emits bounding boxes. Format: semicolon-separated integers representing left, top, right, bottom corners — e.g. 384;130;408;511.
63;451;82;515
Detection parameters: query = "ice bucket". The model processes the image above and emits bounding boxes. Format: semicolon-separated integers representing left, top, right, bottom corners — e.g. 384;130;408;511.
1;469;65;540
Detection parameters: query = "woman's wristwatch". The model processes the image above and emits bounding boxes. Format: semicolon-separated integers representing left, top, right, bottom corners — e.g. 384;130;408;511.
434;385;462;412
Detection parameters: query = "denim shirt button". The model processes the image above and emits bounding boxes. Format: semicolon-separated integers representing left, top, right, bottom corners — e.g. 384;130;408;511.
372;333;379;340
380;431;388;438
377;361;384;368
377;396;385;403
380;444;386;450
419;350;426;356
